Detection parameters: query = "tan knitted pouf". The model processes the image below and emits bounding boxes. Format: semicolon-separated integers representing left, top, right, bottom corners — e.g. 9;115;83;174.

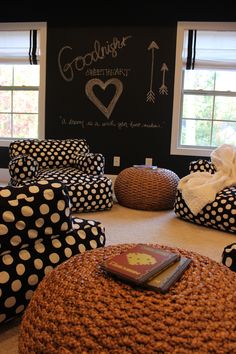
114;166;180;210
19;244;236;354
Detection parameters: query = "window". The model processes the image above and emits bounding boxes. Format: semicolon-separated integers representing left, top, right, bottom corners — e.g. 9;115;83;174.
171;22;236;157
0;22;47;147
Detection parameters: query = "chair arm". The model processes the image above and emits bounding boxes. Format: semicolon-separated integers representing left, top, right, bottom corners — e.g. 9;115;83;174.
8;154;39;185
222;243;236;272
189;159;216;174
71;217;106;249
0;180;73;254
74;153;105;175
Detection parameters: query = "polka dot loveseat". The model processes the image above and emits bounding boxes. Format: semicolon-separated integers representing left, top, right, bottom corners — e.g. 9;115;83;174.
8;138;113;213
0;179;106;325
174;159;236;234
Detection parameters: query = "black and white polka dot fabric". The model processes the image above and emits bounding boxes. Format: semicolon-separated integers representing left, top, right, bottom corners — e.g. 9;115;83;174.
8;155;39;186
0;180;106;325
75;152;105;175
222;243;236;272
0;180;72;253
35;168;113;212
174;159;236;234
9;138;90;169
189;159;216;174
8;139;113;212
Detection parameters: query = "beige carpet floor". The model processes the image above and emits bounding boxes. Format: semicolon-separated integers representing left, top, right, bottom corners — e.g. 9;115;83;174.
1;201;236;354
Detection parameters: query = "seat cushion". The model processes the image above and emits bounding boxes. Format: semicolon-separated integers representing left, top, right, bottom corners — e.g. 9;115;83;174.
36;168;113;212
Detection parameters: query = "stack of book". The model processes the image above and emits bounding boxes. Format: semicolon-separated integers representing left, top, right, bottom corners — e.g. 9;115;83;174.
100;244;192;293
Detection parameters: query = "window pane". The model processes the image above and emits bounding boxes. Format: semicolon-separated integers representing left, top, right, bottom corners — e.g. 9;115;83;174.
182;95;213;119
0;114;11;137
215;71;236;92
0;91;11;111
212;121;236;145
214;96;236;121
171;22;236;157
12;114;38;138
14;65;39;86
13;91;38;113
0;22;46;145
0;65;12;86
180;119;211;146
184;70;215;90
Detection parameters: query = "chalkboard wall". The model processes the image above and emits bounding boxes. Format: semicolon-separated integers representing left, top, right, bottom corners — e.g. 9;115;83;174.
45;25;183;174
1;3;235;178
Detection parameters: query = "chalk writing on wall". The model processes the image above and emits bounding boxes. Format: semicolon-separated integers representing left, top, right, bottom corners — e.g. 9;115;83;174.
85;68;131;77
146;41;159;103
50;28;172;134
58;35;132;82
159;63;168;95
45;25;177;173
59;116;165;130
146;41;169;103
85;78;123;119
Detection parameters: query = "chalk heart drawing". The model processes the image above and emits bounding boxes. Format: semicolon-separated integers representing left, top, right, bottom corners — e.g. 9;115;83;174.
85;78;123;119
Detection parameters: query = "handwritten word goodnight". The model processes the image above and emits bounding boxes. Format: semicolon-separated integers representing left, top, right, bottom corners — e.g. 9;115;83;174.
58;35;132;82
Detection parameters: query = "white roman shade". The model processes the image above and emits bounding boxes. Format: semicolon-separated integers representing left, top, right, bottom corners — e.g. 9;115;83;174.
0;29;39;64
183;30;236;70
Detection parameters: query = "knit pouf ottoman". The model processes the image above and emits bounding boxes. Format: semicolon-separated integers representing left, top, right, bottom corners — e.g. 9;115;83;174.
18;244;236;353
114;166;179;210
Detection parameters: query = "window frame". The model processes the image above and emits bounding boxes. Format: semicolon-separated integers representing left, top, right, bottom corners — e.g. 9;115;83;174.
0;22;47;147
170;21;236;157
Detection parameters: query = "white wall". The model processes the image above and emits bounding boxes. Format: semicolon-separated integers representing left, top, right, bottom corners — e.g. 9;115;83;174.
0;168;10;184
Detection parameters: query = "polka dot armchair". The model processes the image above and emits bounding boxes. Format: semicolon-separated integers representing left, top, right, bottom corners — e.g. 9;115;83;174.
174;159;236;234
0;180;106;325
8;138;113;213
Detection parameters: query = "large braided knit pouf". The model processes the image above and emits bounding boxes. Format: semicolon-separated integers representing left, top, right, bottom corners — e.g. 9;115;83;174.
19;244;236;353
114;167;179;210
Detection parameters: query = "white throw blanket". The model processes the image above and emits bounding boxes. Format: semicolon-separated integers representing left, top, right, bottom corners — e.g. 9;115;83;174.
178;144;236;215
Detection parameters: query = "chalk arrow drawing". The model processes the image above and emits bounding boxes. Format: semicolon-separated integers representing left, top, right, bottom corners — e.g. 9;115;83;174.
85;78;123;119
146;41;159;103
159;63;169;95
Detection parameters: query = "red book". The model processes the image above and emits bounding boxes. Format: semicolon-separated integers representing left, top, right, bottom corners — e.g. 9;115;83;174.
100;244;180;285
